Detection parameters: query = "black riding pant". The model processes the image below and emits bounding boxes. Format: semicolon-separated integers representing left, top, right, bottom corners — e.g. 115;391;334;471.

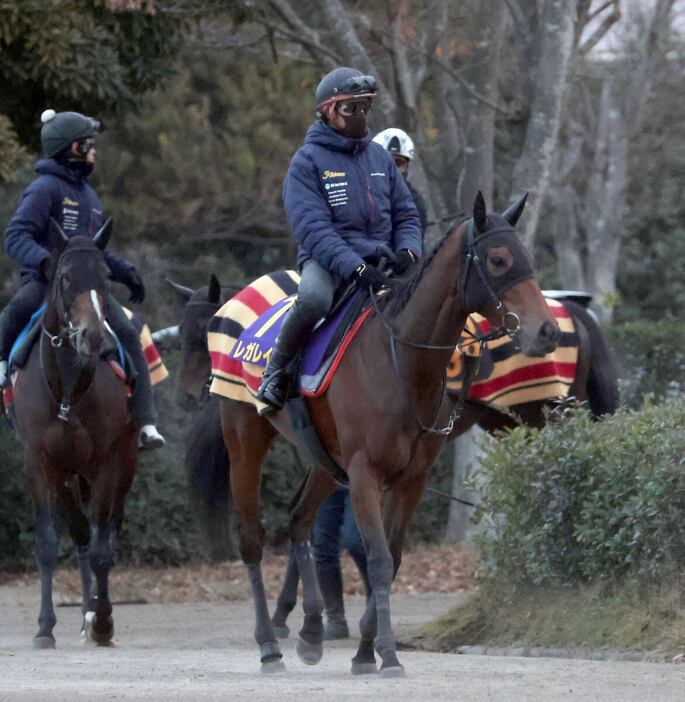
0;282;156;425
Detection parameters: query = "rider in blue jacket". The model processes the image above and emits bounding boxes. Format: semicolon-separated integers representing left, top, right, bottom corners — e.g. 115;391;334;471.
0;109;165;449
257;67;422;409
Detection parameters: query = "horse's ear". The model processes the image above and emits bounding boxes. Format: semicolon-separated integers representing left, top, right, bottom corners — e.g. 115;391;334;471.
165;277;194;301
92;218;113;250
473;191;487;232
49;217;69;254
502;192;528;227
208;274;221;304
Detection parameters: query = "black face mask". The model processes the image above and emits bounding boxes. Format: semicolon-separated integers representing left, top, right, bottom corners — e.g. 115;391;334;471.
67;160;94;178
340;114;367;139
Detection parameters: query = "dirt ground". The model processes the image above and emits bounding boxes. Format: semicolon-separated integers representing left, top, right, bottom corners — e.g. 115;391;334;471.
1;561;684;701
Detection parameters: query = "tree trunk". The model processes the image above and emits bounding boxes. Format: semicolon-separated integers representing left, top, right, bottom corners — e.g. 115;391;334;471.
458;1;505;210
445;426;486;544
509;0;580;249
583;78;627;322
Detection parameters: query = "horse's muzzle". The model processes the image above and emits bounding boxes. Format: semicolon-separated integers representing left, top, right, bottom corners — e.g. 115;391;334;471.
537;319;561;355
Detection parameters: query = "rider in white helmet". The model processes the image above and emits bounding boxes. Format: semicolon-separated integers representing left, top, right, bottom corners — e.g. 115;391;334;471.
372;128;428;238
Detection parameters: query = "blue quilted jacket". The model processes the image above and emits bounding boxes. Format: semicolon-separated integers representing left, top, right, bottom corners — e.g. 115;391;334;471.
283;121;422;279
4;159;133;284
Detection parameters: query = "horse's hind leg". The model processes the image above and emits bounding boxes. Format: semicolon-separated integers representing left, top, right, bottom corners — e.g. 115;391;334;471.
221;400;282;673
271;549;300;638
288;468;337;665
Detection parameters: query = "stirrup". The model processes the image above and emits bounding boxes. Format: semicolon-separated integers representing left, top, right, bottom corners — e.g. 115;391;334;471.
256;371;288;410
138;424;166;450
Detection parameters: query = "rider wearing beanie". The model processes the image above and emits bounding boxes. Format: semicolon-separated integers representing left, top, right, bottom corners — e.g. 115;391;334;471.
257;67;422;409
0;109;165;449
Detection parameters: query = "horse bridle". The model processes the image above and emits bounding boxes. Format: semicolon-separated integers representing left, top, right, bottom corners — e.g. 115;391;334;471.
41;244;108;350
369;221;528;437
40;244;108;420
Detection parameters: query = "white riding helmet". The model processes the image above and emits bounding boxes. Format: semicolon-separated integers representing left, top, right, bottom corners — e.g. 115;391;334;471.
372;128;415;160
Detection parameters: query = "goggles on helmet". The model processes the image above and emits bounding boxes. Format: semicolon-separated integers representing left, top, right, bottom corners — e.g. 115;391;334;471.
337;74;377;97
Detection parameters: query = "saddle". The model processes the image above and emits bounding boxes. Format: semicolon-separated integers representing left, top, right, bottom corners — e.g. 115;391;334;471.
208;271;375;482
208;271;374;410
3;305;168;417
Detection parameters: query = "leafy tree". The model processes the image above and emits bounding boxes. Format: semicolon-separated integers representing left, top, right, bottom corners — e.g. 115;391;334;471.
0;0;244;182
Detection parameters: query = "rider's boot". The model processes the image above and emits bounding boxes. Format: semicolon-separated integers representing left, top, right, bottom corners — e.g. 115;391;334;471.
107;300;166;451
256;348;293;410
317;563;350;640
256;303;313;410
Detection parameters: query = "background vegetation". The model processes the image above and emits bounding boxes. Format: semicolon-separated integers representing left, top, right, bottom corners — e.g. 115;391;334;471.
0;1;683;592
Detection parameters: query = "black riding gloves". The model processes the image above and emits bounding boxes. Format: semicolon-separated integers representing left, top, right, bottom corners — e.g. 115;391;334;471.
393;249;419;275
354;263;385;291
124;268;146;304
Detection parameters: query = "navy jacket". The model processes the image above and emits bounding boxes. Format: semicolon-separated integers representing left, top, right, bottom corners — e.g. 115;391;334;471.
4;160;133;284
283;121;422;280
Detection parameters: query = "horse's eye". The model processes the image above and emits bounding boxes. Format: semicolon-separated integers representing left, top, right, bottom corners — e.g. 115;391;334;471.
490;256;505;267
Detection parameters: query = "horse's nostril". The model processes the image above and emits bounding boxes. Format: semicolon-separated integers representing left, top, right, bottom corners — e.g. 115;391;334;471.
540;320;560;345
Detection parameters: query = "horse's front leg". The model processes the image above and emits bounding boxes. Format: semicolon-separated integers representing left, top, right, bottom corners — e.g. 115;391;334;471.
288;468;336;665
348;452;404;678
84;520;114;645
32;502;60;649
57;479;93;626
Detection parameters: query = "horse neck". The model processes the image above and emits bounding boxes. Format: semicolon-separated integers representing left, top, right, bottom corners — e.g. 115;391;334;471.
382;228;469;403
393;227;468;354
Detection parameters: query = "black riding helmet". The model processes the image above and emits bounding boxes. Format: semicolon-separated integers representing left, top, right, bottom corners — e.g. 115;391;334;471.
40;109;100;159
315;67;377;116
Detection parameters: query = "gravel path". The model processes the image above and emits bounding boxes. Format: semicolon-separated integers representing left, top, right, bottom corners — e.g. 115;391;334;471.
1;582;682;701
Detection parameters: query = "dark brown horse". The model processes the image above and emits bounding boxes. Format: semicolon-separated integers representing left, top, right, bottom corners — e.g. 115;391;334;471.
12;221;137;648
213;193;559;676
174;242;618;649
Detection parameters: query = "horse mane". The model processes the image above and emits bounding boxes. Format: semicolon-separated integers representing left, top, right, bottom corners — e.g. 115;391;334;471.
380;219;467;316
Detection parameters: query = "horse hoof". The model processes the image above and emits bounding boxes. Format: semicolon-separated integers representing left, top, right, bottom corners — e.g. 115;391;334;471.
272;625;290;639
296;635;323;666
379;665;406;679
351;660;378;675
33;635;56;650
261;658;287;675
82;611;114;646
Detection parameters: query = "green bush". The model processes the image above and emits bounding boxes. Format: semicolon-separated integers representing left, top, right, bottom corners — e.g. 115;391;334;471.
473;398;685;584
605;317;685;408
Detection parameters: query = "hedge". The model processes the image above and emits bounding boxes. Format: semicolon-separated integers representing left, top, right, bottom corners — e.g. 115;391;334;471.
473;398;685;584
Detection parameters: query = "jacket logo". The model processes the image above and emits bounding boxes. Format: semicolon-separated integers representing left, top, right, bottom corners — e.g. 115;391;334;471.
63;197;79;206
322;170;345;179
370;172;386;177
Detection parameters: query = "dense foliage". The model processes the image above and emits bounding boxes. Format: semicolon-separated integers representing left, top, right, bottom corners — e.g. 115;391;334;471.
473;399;685;584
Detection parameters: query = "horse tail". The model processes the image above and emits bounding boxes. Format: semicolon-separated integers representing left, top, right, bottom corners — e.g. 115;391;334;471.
185;395;237;561
566;301;620;417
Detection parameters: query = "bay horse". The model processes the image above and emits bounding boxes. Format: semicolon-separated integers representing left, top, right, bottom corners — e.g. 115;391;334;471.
11;220;137;648
173;240;619;650
214;192;560;676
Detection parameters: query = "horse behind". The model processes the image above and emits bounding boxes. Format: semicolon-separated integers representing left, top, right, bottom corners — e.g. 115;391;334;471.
12;220;137;648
